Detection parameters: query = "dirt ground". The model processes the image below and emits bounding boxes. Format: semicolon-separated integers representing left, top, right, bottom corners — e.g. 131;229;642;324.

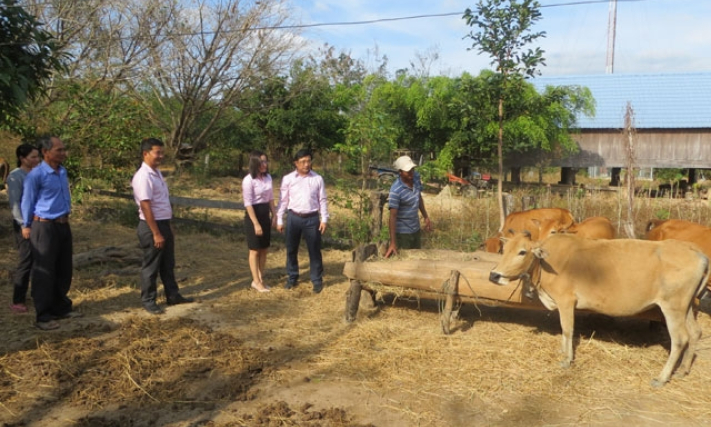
2;185;711;427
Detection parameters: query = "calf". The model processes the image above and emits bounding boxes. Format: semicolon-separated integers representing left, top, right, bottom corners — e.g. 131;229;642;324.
539;216;616;240
482;208;574;253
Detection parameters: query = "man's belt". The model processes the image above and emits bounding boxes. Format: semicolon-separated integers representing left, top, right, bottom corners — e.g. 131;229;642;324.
289;210;318;218
33;215;69;224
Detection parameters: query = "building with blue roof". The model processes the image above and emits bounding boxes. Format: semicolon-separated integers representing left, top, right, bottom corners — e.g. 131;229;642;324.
507;72;711;176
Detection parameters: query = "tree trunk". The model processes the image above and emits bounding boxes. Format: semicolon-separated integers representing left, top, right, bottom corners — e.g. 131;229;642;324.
497;97;505;232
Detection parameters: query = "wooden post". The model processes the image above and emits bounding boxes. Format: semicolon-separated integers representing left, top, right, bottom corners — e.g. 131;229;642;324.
345;279;363;323
503;193;514;218
370;191;389;241
441;270;460;335
521;196;536;211
345;243;379;322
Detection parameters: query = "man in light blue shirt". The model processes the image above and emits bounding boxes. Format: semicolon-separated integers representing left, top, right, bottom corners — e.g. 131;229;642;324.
21;135;81;330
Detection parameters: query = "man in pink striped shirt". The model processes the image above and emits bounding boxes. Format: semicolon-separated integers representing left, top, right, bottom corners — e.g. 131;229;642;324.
276;149;329;293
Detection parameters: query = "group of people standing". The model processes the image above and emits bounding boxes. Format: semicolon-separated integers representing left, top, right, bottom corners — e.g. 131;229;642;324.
7;136;80;330
7;135;431;327
241;148;329;294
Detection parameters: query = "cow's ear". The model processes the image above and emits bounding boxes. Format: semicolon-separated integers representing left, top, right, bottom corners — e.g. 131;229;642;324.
532;247;548;259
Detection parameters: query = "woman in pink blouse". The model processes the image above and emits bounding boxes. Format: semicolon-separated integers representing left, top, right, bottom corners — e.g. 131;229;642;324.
242;151;276;292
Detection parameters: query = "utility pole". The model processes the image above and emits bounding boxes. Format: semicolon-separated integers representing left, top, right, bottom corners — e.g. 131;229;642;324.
606;0;617;74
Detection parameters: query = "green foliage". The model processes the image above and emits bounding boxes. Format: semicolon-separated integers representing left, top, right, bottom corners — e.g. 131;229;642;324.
0;0;67;125
463;0;546;79
328;177;376;244
40;80;159;189
654;168;685;182
243;60;349;163
654;209;671;220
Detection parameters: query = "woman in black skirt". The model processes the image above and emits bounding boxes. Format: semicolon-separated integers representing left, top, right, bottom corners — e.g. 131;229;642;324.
243;150;276;292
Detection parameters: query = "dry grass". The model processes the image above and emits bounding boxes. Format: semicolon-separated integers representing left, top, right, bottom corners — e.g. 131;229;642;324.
2;180;711;426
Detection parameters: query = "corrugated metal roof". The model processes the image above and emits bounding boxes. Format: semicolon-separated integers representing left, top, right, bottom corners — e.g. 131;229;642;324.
530;72;711;130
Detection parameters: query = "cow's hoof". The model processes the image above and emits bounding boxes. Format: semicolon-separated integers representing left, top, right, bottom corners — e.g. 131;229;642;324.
650;378;667;388
559;360;572;369
672;370;689;379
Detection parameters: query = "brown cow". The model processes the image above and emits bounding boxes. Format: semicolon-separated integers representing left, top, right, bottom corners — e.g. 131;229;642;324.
539;216;616;240
646;219;711;290
0;157;9;189
489;232;708;387
482;208;575;253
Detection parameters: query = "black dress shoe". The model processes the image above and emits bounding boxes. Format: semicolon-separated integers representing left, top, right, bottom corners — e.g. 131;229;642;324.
166;294;194;305
144;304;164;315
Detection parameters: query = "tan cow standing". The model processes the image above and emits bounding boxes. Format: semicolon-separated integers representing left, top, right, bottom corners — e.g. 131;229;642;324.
482;208;575;253
489;232;708;387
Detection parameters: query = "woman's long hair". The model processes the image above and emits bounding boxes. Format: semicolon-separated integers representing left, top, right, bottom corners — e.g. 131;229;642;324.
248;150;268;179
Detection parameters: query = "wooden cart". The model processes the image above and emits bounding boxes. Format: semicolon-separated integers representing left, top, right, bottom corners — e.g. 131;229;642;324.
342;246;663;333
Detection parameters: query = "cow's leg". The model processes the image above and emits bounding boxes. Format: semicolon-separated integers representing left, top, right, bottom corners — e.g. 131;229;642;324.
676;308;701;377
558;306;576;368
653;307;689;387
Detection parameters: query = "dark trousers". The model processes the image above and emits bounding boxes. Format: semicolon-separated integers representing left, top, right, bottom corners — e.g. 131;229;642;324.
137;220;180;305
395;230;422;250
285;213;323;286
12;221;33;304
30;222;73;322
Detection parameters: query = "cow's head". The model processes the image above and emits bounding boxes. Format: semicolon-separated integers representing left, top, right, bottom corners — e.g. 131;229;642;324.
482;235;503;253
489;231;548;285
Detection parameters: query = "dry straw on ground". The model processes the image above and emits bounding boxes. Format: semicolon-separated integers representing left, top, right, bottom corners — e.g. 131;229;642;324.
2;179;711;426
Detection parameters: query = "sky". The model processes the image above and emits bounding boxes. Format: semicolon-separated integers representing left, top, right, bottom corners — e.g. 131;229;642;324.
289;0;711;77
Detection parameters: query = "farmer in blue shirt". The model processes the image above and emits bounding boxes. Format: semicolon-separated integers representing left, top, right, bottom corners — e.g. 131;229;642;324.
384;155;433;258
21;135;81;330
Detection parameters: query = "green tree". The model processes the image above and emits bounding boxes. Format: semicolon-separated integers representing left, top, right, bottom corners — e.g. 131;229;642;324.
464;0;546;228
0;0;66;125
243;60;349;165
43;80;160;188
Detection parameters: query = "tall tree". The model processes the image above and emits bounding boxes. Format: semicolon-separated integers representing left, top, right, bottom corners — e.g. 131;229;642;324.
463;0;546;229
0;0;66;125
20;0;301;161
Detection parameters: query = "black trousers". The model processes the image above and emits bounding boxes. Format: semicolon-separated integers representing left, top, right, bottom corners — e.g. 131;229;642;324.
285;212;323;286
137;220;180;306
30;221;73;322
12;221;33;304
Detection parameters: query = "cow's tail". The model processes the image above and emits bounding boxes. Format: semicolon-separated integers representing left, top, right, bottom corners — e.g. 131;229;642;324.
696;252;711;300
645;219;666;233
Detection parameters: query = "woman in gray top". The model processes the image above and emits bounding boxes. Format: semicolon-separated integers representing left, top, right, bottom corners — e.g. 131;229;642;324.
7;143;40;313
